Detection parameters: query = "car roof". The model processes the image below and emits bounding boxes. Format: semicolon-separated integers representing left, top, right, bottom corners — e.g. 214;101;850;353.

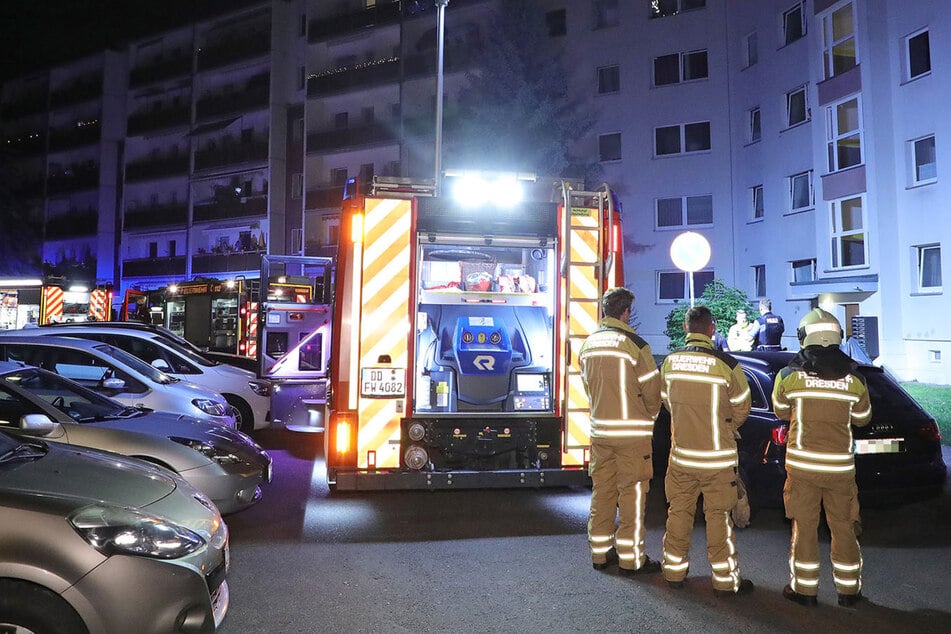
29;325;164;339
0;333;107;349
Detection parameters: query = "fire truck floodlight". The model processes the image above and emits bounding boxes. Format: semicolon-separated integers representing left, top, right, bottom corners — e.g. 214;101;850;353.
68;285;88;293
450;174;523;209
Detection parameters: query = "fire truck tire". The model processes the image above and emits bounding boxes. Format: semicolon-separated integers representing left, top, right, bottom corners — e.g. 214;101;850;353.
225;395;254;433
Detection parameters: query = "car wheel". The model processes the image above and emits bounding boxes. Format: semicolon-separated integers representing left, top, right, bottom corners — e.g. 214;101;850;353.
0;579;89;634
225;395;254;433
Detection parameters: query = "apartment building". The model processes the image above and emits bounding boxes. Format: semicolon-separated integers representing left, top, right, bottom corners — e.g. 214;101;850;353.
1;0;949;383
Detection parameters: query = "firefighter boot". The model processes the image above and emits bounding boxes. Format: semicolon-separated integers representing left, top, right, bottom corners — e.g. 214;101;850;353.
783;585;818;607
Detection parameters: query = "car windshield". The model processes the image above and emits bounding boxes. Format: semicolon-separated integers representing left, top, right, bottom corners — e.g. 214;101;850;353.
3;368;134;422
150;335;216;368
91;343;176;384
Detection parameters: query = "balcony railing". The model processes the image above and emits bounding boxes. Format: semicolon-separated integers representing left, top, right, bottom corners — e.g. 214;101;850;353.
307;58;400;97
192;250;265;274
305;186;345;210
195;79;269;120
197;29;271;72
124;202;189;229
3;133;46;157
308;1;401;42
194;138;268;171
47;165;99;195
45;211;98;238
48;121;101;152
123;256;187;278
49;75;103;109
306;122;398;153
193;195;267;223
125;155;190;182
12;178;45;198
1;94;48;119
127;105;191;136
129;54;193;88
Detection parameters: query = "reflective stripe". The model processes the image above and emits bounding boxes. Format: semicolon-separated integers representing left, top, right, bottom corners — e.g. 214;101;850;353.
852;406;871;420
639;367;660;383
730;387;750;404
590;534;613;544
774;402;791;411
834;577;859;587
832;561;861;572
787;447;854;462
664;372;728;386
786;457;854;473
796;578;819;587
788;390;860;403
671;455;737;470
592;545;613;554
591;430;654;438
794;561;820;571
673;446;736;459
664;561;689;572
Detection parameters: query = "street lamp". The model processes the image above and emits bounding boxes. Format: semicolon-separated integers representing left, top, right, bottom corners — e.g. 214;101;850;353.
670;231;711;307
434;0;449;191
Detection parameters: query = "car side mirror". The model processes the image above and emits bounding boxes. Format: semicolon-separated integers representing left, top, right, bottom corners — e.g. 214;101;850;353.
151;358;172;372
101;377;126;390
19;413;62;436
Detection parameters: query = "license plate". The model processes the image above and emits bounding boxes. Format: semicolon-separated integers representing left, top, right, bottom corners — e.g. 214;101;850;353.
855;437;904;454
361;367;406;398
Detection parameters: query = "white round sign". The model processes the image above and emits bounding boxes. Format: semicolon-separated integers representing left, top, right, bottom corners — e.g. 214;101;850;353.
670;231;711;272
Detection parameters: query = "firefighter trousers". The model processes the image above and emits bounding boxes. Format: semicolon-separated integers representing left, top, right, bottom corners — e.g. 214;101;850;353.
662;464;741;592
588;439;653;571
784;470;862;597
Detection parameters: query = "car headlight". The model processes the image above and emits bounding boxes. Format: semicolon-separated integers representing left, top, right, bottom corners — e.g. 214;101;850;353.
69;505;205;560
249;380;271;397
170;436;242;465
192;398;229;417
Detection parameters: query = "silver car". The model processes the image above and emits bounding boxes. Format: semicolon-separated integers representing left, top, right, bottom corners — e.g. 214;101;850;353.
0;361;271;514
0;430;230;633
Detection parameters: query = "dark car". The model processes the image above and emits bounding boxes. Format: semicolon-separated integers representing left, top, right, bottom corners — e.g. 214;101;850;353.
653;351;947;510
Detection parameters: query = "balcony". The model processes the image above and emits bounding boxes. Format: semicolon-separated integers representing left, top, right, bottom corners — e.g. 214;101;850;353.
127;105;191;136
305;186;345;210
48;121;101;153
196;77;269;120
125;155;190;182
192;249;265;274
47;164;99;195
197;29;271;72
307;58;399;97
45;210;98;239
123;255;187;278
193;195;267;223
403;43;480;79
194;138;268;171
1;94;47;119
129;53;193;88
49;74;103;110
11;177;45;198
308;1;401;42
3;133;46;157
306;122;398;153
124;202;188;229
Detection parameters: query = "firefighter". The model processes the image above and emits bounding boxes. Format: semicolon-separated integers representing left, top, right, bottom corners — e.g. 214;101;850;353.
579;287;662;575
660;305;754;596
750;298;785;350
772;308;872;608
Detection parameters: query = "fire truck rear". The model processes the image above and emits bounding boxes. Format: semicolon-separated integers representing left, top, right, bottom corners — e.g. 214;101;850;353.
325;172;624;490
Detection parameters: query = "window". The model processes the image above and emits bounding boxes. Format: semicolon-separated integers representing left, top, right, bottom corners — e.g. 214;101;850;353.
593;0;619;29
546;9;566;36
742;32;758;68
597;65;620;94
753;265;766;297
916;244;942;292
653;50;708;86
599;133;622;161
826;97;862;172
651;0;705;19
821;3;856;80
749;107;761;143
830;195;867;269
906;29;931;80
786;86;808;127
789;170;813;211
168;240;177;257
331;167;348;186
783;3;805;46
656;194;713;228
911;135;937;184
148;242;158;258
292;118;304;144
791;258;816;283
751;185;764;220
655;122;711;156
359;163;374;183
658;270;714;302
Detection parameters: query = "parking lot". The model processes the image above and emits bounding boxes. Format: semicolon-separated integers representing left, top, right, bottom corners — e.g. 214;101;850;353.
218;431;951;633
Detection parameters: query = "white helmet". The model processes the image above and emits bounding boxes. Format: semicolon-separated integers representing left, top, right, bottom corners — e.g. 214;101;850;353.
797;308;843;347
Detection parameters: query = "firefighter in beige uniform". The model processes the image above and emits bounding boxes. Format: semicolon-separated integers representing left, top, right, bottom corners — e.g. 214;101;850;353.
772;308;871;608
660;305;754;596
579;288;662;575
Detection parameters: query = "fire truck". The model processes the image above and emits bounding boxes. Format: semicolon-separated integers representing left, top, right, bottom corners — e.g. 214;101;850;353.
161;278;261;355
0;279;111;328
324;172;624;490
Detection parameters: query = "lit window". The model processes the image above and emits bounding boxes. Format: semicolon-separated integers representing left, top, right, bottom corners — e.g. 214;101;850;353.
655;122;711;156
597;66;620;94
749;107;761;143
753;265;766;297
656;195;713;228
786;86;808;127
791;259;816;283
783;3;805;46
650;0;705;19
751;185;764;220
658;269;714;302
653;50;708;86
789;170;813;211
917;244;942;292
911;135;937;185
742;32;758;68
826;96;863;172
830;195;867;269
599;133;622;161
821;2;857;80
593;0;619;29
906;29;931;80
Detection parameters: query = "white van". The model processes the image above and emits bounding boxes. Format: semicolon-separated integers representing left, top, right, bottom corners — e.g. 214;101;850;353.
24;325;270;432
0;334;237;428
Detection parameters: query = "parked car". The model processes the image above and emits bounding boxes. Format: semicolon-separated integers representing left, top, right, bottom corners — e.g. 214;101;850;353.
0;334;237;428
30;324;271;432
0;429;230;633
0;360;271;514
653;351;947;510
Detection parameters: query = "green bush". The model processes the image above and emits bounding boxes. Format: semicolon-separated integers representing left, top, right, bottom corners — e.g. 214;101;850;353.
664;278;757;352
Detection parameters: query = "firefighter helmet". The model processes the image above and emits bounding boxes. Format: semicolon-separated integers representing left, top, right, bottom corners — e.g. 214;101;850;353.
797;308;843;348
